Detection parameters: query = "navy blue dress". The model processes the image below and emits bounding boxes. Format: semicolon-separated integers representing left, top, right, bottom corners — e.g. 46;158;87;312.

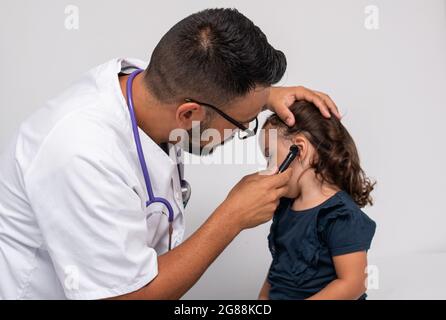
267;190;376;300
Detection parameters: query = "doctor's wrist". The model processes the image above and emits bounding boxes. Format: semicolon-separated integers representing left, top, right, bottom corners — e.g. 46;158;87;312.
212;202;244;237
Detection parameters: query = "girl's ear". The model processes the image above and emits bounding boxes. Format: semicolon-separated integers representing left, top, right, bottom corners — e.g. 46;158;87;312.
291;135;310;163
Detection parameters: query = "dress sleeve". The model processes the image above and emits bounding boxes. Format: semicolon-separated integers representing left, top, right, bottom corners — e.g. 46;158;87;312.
319;207;376;257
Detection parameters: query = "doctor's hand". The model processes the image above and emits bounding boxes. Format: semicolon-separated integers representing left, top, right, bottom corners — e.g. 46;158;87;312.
266;86;341;126
220;168;292;231
111;170;291;300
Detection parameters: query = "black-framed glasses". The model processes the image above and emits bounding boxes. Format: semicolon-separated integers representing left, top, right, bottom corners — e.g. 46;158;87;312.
184;98;259;140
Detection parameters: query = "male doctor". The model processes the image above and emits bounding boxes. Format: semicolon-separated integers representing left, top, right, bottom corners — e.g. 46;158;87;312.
0;8;340;299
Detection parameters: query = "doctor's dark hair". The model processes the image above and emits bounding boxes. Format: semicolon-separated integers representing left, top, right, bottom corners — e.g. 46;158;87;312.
264;101;376;208
144;8;286;105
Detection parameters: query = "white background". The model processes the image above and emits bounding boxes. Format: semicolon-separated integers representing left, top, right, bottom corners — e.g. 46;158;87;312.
1;0;445;299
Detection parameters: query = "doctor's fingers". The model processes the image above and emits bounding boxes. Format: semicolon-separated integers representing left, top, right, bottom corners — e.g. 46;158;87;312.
265;185;290;207
313;91;341;119
263;168;293;188
275;185;290;198
240;171;264;182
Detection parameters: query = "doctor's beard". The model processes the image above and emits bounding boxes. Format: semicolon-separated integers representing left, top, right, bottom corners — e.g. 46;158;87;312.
179;120;236;156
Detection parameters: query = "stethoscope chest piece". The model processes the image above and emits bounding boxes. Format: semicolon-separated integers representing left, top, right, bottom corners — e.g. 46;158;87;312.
181;179;191;208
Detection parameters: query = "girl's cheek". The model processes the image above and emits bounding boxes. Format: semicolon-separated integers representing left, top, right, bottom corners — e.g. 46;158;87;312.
266;153;279;171
266;159;276;172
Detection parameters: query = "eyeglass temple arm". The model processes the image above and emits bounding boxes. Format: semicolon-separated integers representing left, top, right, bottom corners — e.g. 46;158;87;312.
184;98;249;132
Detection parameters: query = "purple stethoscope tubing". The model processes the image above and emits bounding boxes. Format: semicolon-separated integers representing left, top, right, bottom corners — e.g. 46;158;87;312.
126;69;175;225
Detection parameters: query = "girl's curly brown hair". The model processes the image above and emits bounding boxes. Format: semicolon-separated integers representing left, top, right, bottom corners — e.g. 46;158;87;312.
264;100;375;207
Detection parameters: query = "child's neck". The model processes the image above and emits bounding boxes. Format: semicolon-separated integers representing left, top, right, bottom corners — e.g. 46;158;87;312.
291;171;340;212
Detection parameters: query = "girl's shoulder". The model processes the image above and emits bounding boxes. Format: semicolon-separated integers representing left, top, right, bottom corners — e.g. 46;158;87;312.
316;190;377;256
316;190;375;226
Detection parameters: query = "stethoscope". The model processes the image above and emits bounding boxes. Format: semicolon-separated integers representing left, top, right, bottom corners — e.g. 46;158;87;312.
126;69;191;251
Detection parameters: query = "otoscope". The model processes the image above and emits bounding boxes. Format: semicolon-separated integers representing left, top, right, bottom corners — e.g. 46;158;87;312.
277;145;300;173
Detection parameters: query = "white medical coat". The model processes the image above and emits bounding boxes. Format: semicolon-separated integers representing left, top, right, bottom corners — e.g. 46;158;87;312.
0;58;186;299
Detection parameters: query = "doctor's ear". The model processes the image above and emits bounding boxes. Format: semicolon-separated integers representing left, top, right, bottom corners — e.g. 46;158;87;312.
176;101;207;129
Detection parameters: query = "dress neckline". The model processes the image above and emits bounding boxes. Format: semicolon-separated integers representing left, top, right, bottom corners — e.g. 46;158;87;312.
288;190;344;215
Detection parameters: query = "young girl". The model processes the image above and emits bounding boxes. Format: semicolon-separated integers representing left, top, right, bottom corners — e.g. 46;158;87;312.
258;101;376;300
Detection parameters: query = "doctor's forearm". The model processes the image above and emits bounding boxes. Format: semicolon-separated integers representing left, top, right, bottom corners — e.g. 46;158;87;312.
111;170;292;300
113;204;241;299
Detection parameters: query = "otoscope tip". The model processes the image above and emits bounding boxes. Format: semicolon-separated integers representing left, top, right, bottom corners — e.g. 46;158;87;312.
290;145;299;155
